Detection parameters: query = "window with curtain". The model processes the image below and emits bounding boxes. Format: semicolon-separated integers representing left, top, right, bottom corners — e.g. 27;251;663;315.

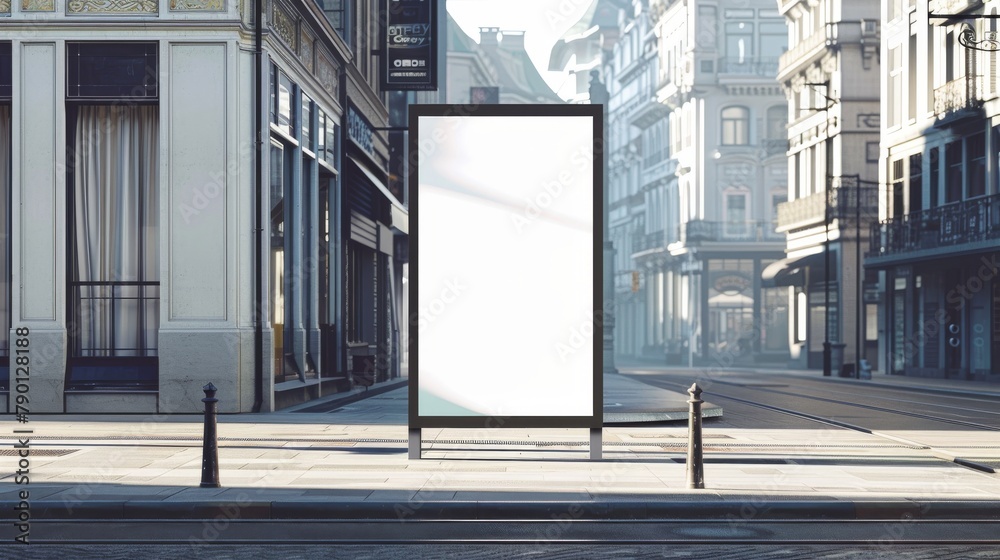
66;42;159;389
721;106;749;145
69;105;159;386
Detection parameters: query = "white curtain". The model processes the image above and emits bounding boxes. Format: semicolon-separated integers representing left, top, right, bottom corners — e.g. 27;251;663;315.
0;106;9;357
73;105;158;357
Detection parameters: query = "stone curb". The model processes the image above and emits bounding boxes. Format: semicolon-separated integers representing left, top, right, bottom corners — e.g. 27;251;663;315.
8;500;1000;521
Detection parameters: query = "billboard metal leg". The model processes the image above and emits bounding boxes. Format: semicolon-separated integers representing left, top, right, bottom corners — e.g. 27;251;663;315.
590;428;602;461
408;428;421;460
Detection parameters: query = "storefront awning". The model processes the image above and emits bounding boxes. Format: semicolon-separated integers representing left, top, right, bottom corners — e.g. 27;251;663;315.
347;156;408;235
761;251;825;288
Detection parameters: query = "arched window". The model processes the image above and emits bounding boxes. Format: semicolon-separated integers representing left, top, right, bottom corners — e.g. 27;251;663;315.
766;105;787;140
721;106;750;145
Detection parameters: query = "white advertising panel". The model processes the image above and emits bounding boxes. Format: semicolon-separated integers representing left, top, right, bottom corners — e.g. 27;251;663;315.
409;104;602;429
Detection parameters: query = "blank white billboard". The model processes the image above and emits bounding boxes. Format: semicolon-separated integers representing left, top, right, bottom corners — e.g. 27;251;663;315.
409;104;602;428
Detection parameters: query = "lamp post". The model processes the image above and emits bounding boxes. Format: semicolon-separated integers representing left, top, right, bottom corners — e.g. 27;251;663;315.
805;81;836;377
590;70;618;374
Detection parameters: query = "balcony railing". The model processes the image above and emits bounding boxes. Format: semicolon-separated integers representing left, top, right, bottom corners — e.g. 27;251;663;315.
827;176;881;221
776;176;879;230
869;192;1000;258
681;220;783;243
718;57;780;77
934;75;983;116
777;192;825;230
778;26;827;73
632;230;666;254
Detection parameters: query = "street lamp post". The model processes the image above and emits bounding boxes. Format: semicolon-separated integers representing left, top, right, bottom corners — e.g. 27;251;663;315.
805;82;836;377
590;70;618;374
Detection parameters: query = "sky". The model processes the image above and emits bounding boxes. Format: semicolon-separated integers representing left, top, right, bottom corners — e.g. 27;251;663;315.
446;0;595;97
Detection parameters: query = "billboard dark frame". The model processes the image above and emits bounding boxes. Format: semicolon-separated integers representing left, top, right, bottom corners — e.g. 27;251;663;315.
408;103;604;430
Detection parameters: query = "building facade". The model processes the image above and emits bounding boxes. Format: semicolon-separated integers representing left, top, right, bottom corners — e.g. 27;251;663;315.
0;0;408;412
443;21;564;105
647;0;790;365
769;0;881;372
868;0;1000;381
601;0;676;360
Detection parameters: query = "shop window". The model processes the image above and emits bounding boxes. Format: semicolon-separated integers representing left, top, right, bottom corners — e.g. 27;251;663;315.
721;106;749;145
270;140;298;382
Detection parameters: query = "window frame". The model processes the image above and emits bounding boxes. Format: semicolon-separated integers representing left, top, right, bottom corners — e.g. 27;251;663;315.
720;106;750;145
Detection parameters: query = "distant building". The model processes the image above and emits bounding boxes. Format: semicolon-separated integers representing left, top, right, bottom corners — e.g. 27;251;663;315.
548;0;625;102
868;2;1000;381
604;0;677;360
433;15;564;105
647;0;790;366
769;0;881;372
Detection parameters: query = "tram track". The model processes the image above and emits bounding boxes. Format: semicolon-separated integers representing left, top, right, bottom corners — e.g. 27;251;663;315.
634;375;1000;475
708;379;1000;431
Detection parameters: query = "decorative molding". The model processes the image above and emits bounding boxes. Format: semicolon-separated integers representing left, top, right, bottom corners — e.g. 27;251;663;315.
67;0;156;13
316;48;336;96
22;0;54;11
856;113;880;128
299;27;314;72
1;0;12;12
270;1;296;50
170;0;224;11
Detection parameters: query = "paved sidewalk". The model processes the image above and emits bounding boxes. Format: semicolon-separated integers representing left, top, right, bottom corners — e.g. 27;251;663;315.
2;371;1000;521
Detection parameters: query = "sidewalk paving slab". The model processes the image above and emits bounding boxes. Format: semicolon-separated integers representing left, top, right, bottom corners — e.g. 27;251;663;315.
4;366;1000;522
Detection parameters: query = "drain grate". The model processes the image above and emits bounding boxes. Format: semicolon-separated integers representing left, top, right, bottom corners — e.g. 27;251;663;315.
0;449;77;457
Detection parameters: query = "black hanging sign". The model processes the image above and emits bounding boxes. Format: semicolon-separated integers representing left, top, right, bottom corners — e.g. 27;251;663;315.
381;0;438;91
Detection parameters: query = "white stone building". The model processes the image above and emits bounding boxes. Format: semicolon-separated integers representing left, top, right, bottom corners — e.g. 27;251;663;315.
0;0;408;412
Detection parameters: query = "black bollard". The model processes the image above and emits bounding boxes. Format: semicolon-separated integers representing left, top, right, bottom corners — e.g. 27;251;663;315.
686;383;705;489
200;382;221;488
